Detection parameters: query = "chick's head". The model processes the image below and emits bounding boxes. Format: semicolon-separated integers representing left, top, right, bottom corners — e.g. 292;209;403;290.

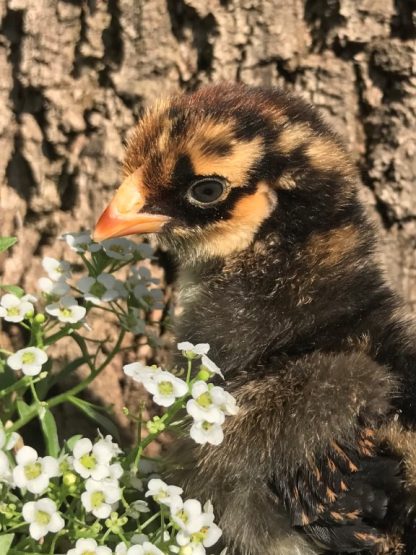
94;83;355;261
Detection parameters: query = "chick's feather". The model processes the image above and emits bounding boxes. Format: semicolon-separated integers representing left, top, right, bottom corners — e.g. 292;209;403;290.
96;84;416;554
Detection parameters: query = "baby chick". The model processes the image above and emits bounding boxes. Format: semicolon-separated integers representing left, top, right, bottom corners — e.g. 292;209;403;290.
94;84;416;554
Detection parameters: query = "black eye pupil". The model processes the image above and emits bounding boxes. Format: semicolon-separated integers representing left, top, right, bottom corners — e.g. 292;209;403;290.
190;179;224;204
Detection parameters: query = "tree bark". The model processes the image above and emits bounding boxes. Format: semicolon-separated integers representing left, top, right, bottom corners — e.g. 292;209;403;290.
0;0;415;436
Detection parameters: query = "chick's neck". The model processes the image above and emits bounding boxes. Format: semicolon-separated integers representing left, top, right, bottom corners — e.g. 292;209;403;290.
174;207;403;384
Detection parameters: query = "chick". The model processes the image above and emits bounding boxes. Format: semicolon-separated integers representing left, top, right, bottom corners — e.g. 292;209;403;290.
94;83;416;554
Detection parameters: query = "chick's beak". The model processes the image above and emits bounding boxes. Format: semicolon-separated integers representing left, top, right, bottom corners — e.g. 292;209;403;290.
93;169;171;241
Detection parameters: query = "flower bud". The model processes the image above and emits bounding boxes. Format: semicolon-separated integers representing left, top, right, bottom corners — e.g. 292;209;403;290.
196;368;211;381
63;472;77;487
146;416;165;434
90;522;102;535
34;313;46;324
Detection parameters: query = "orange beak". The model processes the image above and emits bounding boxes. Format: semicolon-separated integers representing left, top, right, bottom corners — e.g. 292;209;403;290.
93;169;171;242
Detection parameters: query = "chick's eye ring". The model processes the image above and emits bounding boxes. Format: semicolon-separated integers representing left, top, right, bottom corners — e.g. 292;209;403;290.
187;177;227;206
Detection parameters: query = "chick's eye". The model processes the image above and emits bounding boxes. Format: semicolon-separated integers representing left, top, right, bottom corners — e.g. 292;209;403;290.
188;178;225;205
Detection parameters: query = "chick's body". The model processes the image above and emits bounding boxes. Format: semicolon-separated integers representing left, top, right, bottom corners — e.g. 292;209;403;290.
94;84;416;554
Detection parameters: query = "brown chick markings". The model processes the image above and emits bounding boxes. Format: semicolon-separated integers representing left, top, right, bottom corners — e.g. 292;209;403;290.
96;83;416;555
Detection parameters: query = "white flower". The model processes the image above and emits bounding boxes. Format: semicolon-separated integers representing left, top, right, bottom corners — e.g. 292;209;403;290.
102;238;136;260
45;295;86;323
209;386;238;416
200;355;224;379
147;287;164;309
187;382;238;424
122;309;146;335
127;267;158;293
72;437;119;480
99;434;122;457
127;499;151;518
186;382;225;424
115;532;151;555
123;361;163;383
62;231;102;253
175;544;205;555
0;293;34;322
109;461;123;480
42;257;71;282
22;498;64;540
7;347;48;376
190;421;224;446
0;427;20;450
131;533;149;545
116;543;163;555
171;499;205;535
13;446;60;494
38;277;70;297
138;458;159;476
67;538;112;555
176;500;222;554
77;273;122;305
142;372;188;407
145;478;183;507
136;243;154;259
177;342;210;359
115;544;129;555
81;478;121;519
0;451;12;483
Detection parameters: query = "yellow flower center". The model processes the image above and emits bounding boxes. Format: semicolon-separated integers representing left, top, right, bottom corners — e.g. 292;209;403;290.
60;308;73;318
158;381;174;396
91;491;105;508
176;509;188;524
24;462;42;480
35;510;51;525
82;551;95;555
202;422;213;431
196;392;212;408
22;352;36;364
192;526;209;543
7;307;20;317
80;453;96;470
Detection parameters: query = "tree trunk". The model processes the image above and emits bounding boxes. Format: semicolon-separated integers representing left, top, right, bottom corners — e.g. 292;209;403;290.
1;0;415;436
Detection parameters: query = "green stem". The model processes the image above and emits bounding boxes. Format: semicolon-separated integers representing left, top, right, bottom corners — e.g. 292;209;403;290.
140;510;162;531
29;378;41;404
0;372;47;399
80;252;96;275
49;530;66;555
44;325;75;346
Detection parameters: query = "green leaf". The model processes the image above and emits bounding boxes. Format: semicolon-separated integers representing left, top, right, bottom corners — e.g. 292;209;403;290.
0;366;16;389
39;408;60;457
0;533;14;554
65;434;83;452
0;237;17;253
67;395;120;441
0;285;24;297
16;399;31;419
66;434;83;451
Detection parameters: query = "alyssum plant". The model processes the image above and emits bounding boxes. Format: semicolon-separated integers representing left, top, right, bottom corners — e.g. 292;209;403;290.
0;234;237;554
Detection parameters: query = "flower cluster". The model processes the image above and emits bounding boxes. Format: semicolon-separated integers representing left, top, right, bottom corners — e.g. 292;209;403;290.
0;293;36;322
0;232;237;554
0;428;224;554
124;342;238;445
147;479;222;555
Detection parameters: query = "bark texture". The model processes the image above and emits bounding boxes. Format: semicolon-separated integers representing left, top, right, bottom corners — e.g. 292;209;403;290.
0;0;415;436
